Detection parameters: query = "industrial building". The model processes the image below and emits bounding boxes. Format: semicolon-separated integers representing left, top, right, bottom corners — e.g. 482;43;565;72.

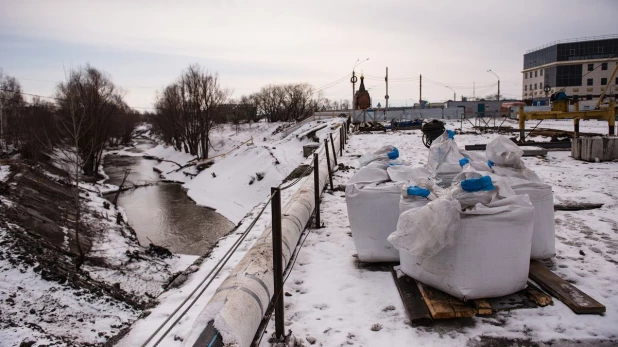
522;35;618;105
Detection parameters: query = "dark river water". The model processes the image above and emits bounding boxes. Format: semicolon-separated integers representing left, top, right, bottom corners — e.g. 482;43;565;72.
103;140;235;256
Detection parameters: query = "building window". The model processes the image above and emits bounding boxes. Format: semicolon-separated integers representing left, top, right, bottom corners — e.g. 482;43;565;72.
534;71;537;77
570;48;575;55
524;85;527;91
601;78;607;85
540;70;543;76
602;63;608;70
529;84;532;91
588;63;594;71
587;95;592;100
525;72;528;79
598;47;604;53
616;77;618;85
534;83;537;90
587;78;593;86
540;82;543;89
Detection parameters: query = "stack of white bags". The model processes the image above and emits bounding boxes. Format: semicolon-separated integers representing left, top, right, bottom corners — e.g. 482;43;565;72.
345;131;556;300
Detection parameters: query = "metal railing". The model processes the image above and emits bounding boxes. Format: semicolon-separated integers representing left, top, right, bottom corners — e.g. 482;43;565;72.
526;34;618;53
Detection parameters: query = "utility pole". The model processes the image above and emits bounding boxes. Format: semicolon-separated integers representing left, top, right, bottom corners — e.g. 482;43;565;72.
473;81;476;101
385;67;389;121
419;74;422;109
352;70;356;113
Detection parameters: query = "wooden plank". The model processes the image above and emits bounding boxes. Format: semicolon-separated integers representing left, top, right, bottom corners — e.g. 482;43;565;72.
529;261;605;314
474;300;492;315
554;203;604;211
525;282;553;307
415;281;476;319
389;268;433;326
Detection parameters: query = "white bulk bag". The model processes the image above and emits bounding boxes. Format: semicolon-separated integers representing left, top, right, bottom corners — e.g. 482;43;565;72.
427;130;463;186
359;145;399;167
345;183;402;262
399;185;433;214
459;150;492;172
346;166;390;186
486;135;542;182
393;195;535;300
387;165;431;183
513;183;555;259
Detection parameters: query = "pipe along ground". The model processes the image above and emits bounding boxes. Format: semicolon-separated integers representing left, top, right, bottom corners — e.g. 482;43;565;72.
183;124;344;347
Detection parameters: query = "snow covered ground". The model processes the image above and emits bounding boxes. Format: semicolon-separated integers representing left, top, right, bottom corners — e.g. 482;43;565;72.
257;119;618;346
117;119;348;346
0;165;197;346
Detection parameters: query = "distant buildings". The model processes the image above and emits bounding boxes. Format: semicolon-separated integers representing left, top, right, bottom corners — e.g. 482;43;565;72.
522;35;618;105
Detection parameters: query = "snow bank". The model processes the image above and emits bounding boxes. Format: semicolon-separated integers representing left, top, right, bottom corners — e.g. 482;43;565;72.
185;144;286;224
0;165;9;182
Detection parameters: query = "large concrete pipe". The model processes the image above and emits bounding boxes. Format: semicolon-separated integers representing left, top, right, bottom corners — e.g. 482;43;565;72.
183;124;343;347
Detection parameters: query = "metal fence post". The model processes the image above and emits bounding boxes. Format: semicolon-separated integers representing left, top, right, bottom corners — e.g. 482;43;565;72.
313;153;320;228
339;127;343;156
329;133;338;166
324;139;334;190
271;187;284;339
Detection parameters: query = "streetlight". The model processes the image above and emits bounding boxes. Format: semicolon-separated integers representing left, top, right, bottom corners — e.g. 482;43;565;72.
487;69;500;101
445;85;456;102
352;58;369;114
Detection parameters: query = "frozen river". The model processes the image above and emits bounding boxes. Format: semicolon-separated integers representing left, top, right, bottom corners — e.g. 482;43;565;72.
103;140;235;256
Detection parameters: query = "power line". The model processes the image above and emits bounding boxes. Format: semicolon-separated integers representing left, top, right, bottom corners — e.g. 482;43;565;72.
0;87;157;110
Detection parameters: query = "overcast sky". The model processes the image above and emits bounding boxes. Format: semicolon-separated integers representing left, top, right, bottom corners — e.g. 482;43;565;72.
1;0;616;110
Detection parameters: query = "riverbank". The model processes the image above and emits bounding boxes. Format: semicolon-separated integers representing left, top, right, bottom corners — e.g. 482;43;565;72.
0;158;196;346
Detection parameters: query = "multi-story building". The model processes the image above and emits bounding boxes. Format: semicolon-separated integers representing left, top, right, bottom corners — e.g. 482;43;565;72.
522;35;618;105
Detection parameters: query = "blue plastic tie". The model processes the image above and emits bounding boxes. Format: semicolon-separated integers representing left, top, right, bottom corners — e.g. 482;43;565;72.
487;160;494;168
388;163;402;167
459;157;470;167
387;147;399;159
447;129;455;139
461;176;494;192
407;186;430;198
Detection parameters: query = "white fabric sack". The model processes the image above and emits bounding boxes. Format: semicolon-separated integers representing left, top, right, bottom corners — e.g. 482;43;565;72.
491;164;542;183
399;196;431;215
459;149;492;172
396;195;535;300
513;183;555;259
346;167;390;186
359;145;397;167
389;197;461;260
346;183;402;262
486;135;542;182
387;165;431;183
427;131;463;186
486;135;524;167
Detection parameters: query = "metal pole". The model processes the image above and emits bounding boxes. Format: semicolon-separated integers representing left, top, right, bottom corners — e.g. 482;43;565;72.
339;127;343;156
352;70;356;124
329;133;338;166
271;187;284;339
313;153;320;229
385;67;389;121
419;74;422;109
324;139;334;190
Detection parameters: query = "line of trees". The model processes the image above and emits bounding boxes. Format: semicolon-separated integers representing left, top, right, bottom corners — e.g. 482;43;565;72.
0;66;141;172
149;65;351;158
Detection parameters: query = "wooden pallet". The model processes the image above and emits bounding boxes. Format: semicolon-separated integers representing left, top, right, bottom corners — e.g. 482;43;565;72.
391;267;554;324
529;261;605;314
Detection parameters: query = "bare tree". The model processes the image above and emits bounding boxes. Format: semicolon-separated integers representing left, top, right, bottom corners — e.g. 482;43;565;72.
0;71;25;149
152;64;229;159
56;65;125;176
